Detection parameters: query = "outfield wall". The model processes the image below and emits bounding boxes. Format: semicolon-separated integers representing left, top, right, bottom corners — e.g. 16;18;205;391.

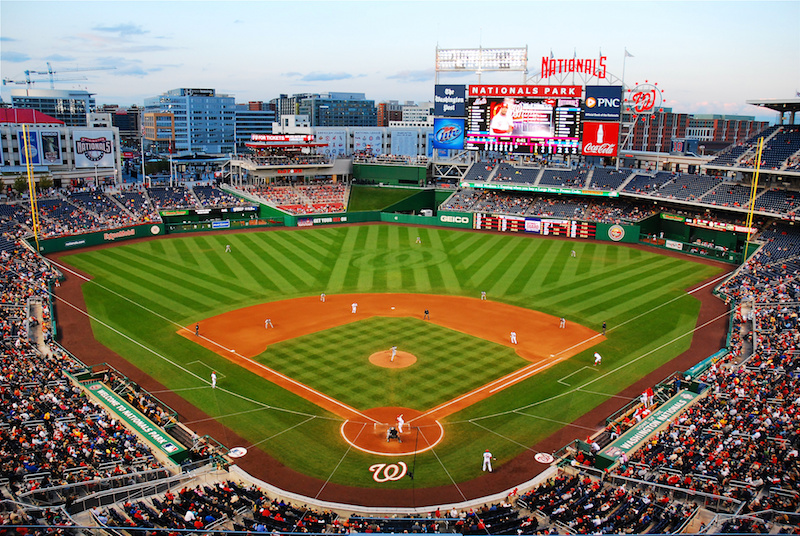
35;223;166;254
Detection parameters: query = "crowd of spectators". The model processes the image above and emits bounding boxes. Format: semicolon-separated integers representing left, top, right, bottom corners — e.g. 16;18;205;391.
240;181;347;215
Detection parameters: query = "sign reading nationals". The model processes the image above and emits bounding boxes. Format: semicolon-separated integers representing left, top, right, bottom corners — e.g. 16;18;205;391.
469;85;581;97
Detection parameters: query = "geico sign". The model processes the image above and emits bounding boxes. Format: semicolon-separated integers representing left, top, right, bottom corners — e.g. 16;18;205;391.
440;215;469;224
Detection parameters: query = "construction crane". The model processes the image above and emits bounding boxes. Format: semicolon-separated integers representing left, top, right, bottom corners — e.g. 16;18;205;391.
30;62;116;89
3;62;115;89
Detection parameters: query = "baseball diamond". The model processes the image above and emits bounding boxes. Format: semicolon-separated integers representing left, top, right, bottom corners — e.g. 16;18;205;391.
53;224;730;505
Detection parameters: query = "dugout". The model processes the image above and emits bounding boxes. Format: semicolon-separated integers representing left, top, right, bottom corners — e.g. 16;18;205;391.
637;213;752;263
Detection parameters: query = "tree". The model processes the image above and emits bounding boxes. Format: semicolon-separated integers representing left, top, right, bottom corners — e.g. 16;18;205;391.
12;177;27;195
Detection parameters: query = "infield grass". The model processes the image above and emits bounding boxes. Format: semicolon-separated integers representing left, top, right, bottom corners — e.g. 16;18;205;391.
61;224;724;489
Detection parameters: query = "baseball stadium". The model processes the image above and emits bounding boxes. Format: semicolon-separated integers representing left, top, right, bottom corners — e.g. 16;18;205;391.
0;50;799;535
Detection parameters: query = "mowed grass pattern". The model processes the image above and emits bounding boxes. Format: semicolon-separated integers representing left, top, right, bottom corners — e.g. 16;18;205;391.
261;317;525;410
61;224;724;488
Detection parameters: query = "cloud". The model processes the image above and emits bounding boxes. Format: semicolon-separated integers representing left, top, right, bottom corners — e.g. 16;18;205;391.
44;54;76;63
301;72;355;82
92;23;148;38
282;72;303;78
1;51;30;63
0;37;16;42
387;69;435;82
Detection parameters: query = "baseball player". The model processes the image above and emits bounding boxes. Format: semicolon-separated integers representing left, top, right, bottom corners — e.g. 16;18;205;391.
320;292;326;302
602;321;607;335
211;371;217;389
423;308;430;320
559;317;566;329
396;413;405;433
264;318;274;329
391;345;397;362
571;249;576;258
480;291;486;301
225;244;231;253
510;331;517;345
194;323;199;336
482;449;494;472
415;236;421;244
594;352;602;366
351;302;358;314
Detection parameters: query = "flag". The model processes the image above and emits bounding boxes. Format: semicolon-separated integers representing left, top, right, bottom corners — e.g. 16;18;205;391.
624;48;634;58
550;49;554;59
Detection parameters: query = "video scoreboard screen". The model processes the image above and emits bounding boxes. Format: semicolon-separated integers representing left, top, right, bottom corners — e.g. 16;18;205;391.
465;87;582;154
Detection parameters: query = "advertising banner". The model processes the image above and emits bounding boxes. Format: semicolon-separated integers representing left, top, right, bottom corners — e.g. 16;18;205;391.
390;130;418;156
434;84;467;117
40;131;62;165
584;86;623;121
73;129;115;168
86;382;187;462
353;129;383;155
18;130;41;165
581;122;620;157
432;118;465;150
315;128;348;157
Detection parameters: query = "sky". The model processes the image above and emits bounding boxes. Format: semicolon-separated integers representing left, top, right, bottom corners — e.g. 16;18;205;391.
1;0;799;123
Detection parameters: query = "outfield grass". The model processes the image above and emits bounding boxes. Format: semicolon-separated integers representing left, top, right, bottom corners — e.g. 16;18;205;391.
62;225;723;489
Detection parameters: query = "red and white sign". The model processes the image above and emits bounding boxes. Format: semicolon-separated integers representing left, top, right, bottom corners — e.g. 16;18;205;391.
581;122;619;157
541;56;607;79
250;134;314;143
469;85;581;97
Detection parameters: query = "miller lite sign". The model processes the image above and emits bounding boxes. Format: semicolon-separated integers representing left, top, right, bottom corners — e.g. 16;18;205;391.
581;122;619;157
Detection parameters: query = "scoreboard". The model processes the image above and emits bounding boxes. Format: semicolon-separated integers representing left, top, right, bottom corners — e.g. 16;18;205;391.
465;94;582;155
475;213;596;238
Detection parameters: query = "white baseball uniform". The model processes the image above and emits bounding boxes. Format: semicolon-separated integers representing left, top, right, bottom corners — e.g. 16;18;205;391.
482;450;493;472
510;331;517;344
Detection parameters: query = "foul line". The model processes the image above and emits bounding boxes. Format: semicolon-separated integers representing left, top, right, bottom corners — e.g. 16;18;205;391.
49;260;378;425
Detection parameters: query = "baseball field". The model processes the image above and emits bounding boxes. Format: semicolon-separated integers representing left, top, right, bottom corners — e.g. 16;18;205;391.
54;224;726;502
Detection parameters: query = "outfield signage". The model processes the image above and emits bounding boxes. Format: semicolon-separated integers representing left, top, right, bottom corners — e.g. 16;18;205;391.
602;390;699;459
437;211;473;228
86;382;187;462
35;223;165;254
460;181;619;197
159;206;257;218
474;213;596;238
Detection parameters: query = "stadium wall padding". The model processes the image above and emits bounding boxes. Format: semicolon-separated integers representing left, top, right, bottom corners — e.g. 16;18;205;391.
34;223;166;254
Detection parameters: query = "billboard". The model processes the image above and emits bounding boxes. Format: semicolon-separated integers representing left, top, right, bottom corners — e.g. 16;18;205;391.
18;130;41;165
390;130;418;156
581;122;620;157
432;118;465;150
40;131;62;165
315;128;348;157
465;89;582;154
73;130;115;168
584;86;623;121
353;129;383;155
434;85;467;117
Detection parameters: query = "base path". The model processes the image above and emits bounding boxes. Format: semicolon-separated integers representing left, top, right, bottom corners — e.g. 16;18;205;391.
181;293;601;455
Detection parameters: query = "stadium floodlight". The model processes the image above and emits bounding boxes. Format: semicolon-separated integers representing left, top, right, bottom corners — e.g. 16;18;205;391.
435;46;528;83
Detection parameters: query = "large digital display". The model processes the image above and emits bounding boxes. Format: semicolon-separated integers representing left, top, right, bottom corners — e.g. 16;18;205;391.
465;90;582;154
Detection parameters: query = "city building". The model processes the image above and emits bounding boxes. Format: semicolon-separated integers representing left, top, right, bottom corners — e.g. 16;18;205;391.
377;101;403;127
143;88;235;156
98;104;142;149
270;93;318;120
235;103;277;152
10;88;96;127
297;92;377;127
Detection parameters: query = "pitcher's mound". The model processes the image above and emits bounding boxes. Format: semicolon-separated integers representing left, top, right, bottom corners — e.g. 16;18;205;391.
369;350;417;368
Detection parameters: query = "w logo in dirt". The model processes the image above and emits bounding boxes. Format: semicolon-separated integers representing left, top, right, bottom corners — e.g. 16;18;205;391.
369;462;407;482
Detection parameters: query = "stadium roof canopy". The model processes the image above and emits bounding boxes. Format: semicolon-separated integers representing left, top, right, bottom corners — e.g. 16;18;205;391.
0;108;64;124
745;97;800;116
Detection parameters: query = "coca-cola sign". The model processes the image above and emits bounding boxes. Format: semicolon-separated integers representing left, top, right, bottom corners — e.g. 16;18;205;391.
581;122;619;157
